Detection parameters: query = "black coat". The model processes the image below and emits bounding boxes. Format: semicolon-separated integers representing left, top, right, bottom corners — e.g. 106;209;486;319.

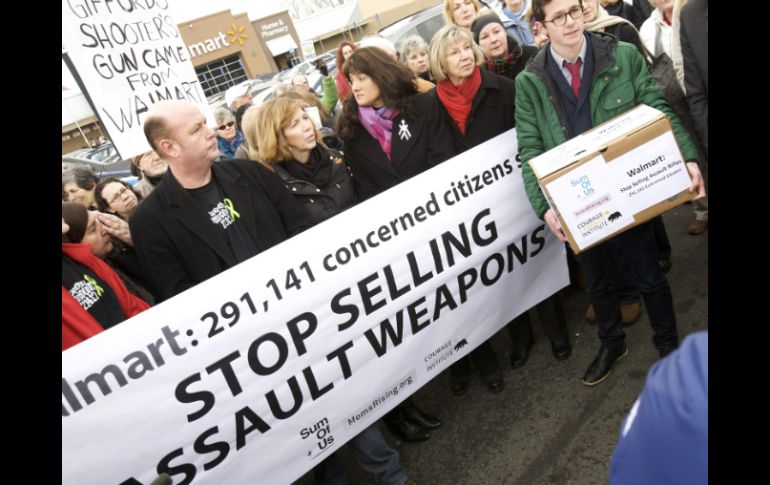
129;159;312;301
433;68;518;153
605;0;652;30
604;22;645;54
680;0;708;159
272;147;357;226
342;92;456;201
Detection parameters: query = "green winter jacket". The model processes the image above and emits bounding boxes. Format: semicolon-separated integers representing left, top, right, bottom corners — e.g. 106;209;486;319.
514;32;700;219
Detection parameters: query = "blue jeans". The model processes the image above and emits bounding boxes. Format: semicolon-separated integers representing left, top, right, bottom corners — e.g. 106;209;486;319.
314;423;407;485
574;221;678;352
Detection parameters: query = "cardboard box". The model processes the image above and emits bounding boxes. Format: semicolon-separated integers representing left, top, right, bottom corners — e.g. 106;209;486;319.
529;104;695;253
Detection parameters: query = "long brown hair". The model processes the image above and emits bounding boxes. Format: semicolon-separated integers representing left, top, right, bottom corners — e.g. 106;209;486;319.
335;41;357;70
336;47;418;140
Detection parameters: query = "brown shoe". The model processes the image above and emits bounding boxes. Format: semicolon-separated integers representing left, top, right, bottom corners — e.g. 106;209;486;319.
583;304;597;324
621;302;642;326
688;219;708;235
403;480;417;485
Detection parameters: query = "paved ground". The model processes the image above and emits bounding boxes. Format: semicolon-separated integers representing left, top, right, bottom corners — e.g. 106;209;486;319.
295;203;708;485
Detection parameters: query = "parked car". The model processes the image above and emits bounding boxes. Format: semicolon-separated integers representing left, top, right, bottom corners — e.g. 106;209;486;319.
377;4;445;54
62;142;132;179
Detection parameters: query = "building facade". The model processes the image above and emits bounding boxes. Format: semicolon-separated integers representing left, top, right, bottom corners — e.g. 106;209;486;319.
179;10;303;97
62;1;438;154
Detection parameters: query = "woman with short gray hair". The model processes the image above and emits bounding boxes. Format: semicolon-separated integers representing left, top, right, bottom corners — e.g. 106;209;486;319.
213;107;244;159
400;35;434;83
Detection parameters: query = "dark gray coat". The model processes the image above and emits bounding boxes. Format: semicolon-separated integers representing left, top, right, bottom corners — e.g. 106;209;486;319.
680;0;708;158
272;147;357;226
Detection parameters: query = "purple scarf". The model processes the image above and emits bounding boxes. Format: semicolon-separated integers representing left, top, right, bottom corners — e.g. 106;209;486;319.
358;106;399;160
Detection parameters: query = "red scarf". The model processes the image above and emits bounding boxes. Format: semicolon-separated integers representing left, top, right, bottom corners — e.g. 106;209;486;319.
436;66;482;135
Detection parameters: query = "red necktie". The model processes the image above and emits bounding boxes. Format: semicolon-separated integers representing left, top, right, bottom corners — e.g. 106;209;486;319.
563;58;583;98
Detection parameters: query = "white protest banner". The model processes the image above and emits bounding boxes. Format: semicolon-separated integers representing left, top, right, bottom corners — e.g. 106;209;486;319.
62;129;569;485
61;0;210;159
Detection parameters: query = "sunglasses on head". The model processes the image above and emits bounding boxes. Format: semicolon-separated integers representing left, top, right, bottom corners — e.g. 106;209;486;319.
217;121;235;131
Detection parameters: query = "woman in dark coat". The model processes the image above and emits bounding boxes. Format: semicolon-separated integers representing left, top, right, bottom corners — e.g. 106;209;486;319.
469;15;573;371
252;95;422;484
472;13;539;83
336;46;451;442
337;46;454;202
253;96;356;226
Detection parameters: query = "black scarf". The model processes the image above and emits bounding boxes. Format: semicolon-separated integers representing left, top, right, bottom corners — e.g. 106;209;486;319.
283;146;332;186
484;37;525;80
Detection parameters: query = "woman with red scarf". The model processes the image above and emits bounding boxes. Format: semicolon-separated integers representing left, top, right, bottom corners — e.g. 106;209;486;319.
427;24;519;396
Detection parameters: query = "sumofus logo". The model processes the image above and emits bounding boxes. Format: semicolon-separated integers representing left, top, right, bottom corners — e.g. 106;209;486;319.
570;174;595;199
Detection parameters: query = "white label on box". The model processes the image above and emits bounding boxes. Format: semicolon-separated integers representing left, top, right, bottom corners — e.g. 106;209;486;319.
581;104;662;148
529;104;663;179
545;155;634;249
607;130;691;212
529;134;587;178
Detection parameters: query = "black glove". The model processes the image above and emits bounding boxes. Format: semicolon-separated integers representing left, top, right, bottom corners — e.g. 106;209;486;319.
313;58;329;77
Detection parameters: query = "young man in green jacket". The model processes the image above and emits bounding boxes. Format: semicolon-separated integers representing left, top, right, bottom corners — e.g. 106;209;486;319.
514;0;705;385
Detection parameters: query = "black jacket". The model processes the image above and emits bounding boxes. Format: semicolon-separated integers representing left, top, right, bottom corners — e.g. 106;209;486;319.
342;92;455;201
680;0;708;159
432;68;518;153
272;147;357;226
129;159;312;301
605;0;652;29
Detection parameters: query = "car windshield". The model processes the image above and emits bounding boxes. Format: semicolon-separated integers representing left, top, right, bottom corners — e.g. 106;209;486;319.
87;145;116;162
378;5;445;53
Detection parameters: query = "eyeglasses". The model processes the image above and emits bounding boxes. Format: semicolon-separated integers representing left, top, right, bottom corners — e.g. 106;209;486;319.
544;5;583;26
108;186;131;206
217;121;235;131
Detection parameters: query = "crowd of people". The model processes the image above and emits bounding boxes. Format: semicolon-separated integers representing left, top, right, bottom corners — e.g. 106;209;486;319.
62;1;708;483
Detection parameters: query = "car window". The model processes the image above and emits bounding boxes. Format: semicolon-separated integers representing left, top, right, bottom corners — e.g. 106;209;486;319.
417;15;445;44
395;27;421;52
89;146;115;162
381;5;446;55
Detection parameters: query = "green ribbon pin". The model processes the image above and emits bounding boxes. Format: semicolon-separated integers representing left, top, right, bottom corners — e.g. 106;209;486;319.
84;275;104;296
223;198;241;219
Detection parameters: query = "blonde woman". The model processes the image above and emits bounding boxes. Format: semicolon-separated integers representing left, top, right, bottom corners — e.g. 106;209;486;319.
254;97;355;225
443;0;482;28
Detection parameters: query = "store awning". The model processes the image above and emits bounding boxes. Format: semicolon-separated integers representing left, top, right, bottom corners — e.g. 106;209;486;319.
266;35;298;55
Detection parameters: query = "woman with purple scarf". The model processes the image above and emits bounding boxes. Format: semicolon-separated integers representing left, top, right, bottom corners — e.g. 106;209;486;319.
336;46;454;201
336;47;454;443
